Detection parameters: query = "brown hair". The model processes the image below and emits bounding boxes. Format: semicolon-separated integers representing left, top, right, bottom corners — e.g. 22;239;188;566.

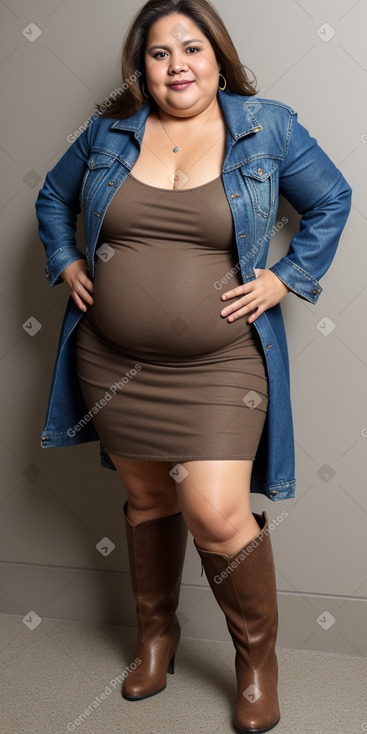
97;0;257;119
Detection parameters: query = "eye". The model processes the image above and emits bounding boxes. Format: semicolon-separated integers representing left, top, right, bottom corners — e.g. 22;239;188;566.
186;46;199;54
152;51;168;59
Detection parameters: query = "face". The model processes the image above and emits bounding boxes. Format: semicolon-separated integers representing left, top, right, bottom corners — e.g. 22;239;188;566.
144;13;221;117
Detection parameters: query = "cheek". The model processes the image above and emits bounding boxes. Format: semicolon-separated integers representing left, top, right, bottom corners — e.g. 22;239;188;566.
193;57;219;82
145;60;165;86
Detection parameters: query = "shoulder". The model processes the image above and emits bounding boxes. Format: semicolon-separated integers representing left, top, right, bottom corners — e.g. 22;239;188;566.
242;96;297;128
221;92;299;158
87;114;119;136
220;90;298;143
80;113;132;155
246;96;296;114
222;90;296;115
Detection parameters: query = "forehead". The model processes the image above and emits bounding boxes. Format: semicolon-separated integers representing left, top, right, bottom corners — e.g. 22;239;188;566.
146;13;203;42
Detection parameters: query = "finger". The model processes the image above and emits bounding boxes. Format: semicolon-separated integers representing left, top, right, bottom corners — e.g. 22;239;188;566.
221;270;264;301
247;306;264;324
226;304;258;323
76;286;94;306
71;282;94;307
70;291;88;312
80;275;94;293
224;298;260;322
221;284;248;301
221;293;256;317
75;274;94;294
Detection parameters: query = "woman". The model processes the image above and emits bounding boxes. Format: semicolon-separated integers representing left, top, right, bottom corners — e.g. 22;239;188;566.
35;0;351;731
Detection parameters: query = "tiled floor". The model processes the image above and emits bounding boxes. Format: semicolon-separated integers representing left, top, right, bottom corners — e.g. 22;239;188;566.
1;612;366;734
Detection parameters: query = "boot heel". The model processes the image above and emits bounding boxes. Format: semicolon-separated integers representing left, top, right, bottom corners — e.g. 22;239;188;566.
167;654;175;675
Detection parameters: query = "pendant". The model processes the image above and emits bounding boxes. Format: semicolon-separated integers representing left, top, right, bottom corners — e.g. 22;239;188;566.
173;146;180;153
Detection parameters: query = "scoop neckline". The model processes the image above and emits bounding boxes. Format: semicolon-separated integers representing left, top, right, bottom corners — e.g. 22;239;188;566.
128;172;222;192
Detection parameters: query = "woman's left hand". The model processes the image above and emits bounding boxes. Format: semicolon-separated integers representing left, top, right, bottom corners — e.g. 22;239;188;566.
220;269;290;324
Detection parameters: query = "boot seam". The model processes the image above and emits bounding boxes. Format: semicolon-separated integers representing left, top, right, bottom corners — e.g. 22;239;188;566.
229;573;256;674
131;529;145;640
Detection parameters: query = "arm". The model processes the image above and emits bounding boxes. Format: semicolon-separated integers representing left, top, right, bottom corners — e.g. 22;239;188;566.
35;117;96;287
220;112;352;323
269;111;352;303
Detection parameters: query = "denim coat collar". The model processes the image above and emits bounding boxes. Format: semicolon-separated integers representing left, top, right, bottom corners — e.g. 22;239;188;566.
109;90;263;172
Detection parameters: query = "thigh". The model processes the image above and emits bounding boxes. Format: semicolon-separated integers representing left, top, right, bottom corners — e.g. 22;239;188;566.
108;454;180;522
172;459;257;550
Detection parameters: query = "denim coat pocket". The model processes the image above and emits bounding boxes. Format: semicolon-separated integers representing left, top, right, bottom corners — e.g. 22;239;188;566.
80;152;116;206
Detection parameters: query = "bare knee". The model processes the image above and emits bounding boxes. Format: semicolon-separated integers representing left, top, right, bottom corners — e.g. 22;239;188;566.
187;506;243;544
109;455;180;520
183;503;260;553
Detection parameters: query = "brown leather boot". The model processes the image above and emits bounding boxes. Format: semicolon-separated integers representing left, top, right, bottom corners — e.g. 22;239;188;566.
195;512;280;733
122;502;188;701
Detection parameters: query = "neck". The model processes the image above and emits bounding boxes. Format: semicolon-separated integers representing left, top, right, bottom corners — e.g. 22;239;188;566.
157;96;220;127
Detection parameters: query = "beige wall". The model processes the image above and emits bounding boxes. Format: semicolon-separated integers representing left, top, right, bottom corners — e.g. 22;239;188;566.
0;0;366;656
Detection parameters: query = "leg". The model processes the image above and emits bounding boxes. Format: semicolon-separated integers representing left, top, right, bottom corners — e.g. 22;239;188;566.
172;460;280;733
108;455;187;701
108;454;180;523
173;459;259;555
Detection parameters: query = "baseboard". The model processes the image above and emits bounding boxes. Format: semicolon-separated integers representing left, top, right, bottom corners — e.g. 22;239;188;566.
0;562;365;656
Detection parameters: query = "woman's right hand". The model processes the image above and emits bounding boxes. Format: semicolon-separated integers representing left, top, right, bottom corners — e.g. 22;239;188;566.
60;259;94;312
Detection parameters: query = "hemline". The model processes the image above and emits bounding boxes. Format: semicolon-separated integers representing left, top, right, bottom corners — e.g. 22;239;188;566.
103;449;256;462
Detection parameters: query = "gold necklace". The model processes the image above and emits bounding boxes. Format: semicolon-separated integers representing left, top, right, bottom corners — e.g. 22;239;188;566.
157;102;218;153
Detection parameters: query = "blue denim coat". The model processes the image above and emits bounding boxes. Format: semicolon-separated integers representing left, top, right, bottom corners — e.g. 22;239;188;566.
35;90;351;501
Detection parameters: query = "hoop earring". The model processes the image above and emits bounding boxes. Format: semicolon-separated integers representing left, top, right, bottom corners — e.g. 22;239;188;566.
141;82;149;99
218;73;227;91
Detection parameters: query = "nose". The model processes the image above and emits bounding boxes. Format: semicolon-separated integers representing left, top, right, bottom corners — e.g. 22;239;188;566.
169;52;189;74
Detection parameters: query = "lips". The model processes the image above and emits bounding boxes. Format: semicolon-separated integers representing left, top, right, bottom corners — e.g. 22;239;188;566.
168;80;194;90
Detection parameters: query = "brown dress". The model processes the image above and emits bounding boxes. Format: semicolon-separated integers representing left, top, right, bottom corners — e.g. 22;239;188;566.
75;173;268;461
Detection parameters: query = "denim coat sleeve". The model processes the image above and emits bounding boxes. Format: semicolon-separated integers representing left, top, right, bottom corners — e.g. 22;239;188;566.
35;117;96;286
269;112;352;303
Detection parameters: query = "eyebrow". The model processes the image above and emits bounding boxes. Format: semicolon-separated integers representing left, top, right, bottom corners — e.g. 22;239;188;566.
147;38;204;52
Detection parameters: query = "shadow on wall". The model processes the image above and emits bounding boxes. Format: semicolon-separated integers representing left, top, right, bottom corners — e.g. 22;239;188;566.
9;206;132;629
